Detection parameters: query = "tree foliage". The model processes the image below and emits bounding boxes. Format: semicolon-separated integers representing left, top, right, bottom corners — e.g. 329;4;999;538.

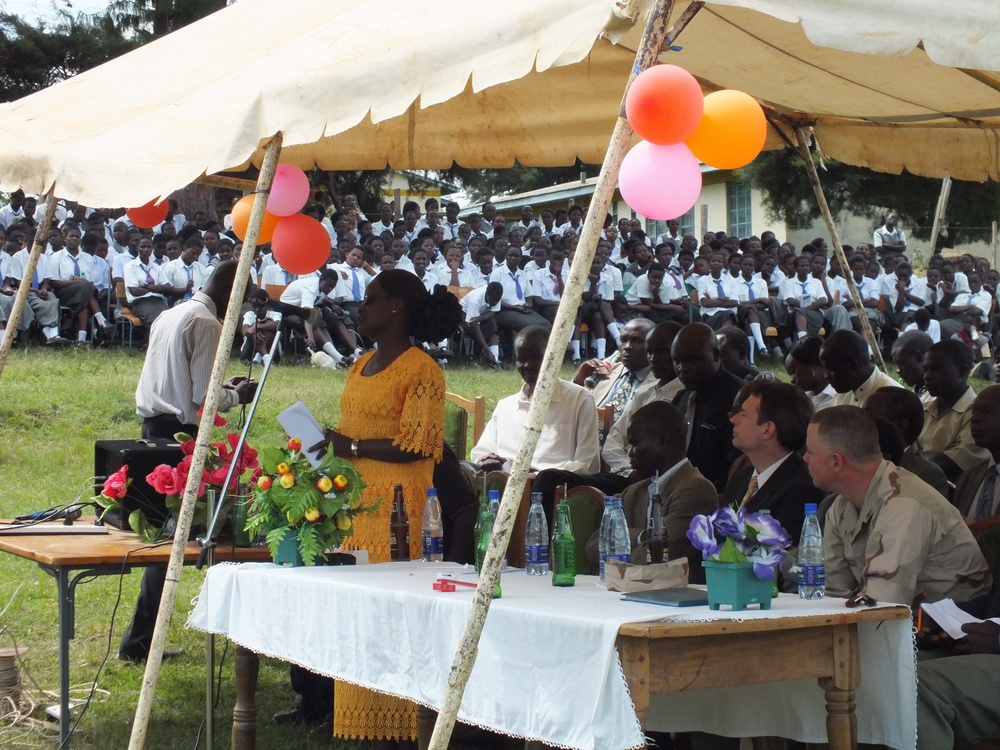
0;12;137;102
738;148;1000;250
106;0;228;40
442;161;601;203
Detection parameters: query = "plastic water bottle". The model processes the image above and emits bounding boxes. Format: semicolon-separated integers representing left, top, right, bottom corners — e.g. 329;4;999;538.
607;498;631;566
798;503;825;599
525;492;549;575
598;496;614;582
421;488;443;562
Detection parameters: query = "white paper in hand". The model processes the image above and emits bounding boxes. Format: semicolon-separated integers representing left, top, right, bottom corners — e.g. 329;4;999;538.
277;401;326;468
920;598;984;640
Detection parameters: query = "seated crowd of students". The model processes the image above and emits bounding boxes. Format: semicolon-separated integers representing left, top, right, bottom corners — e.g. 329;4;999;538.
3;187;998;379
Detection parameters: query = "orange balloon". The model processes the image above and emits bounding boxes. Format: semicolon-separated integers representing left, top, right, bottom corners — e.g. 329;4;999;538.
685;90;767;170
126;198;169;229
625;65;704;145
231;194;280;243
271;214;330;276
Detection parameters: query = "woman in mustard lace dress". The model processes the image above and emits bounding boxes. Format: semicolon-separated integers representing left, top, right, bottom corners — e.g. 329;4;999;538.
316;269;461;746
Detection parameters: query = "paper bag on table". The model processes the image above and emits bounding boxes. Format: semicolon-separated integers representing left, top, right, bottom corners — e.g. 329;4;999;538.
605;558;689;592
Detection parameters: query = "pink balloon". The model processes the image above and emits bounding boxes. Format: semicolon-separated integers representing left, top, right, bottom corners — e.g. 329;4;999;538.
267;164;310;217
618;141;702;221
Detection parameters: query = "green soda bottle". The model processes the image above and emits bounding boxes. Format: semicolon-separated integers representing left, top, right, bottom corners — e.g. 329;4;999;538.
473;489;492;572
551;500;576;587
476;509;502;598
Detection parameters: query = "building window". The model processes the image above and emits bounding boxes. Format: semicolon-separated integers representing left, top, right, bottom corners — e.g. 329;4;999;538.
727;181;752;238
646;208;695;245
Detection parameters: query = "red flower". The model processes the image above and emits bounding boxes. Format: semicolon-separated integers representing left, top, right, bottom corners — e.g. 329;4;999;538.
176;455;211;498
179;439;196;456
102;465;130;500
215;434;259;473
197;407;227;427
146;464;182;496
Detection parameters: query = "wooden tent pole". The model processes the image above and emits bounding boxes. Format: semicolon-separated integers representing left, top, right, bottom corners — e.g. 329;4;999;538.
0;190;58;380
793;126;887;372
128;132;283;750
428;1;687;747
929;173;952;257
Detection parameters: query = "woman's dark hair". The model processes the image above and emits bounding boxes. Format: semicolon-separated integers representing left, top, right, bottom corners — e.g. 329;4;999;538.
374;270;462;344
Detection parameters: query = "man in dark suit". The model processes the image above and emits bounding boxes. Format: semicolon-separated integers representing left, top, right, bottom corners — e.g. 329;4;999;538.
584;401;718;582
725;380;824;546
953;384;1000;520
670;322;743;491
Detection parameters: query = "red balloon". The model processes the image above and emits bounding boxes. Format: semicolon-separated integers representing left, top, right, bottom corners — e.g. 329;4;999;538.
126;199;169;229
271;214;330;275
625;65;704;145
230;194;280;243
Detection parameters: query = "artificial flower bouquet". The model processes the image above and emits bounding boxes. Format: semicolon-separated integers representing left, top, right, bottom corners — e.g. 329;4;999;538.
686;506;792;580
246;438;380;566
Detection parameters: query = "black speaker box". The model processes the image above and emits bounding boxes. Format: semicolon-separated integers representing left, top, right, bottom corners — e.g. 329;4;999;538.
94;440;185;530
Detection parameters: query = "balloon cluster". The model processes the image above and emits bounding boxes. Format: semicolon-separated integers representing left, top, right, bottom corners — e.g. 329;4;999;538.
619;65;767;221
125;164;329;275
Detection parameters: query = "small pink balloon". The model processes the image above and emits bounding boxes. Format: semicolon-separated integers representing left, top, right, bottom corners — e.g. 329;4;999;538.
618;141;702;220
267;164;310;217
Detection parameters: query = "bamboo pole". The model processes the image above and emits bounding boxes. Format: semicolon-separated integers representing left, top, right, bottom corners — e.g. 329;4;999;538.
928;173;952;257
793;126;886;372
428;1;685;748
127;132;283;750
0;190;58;381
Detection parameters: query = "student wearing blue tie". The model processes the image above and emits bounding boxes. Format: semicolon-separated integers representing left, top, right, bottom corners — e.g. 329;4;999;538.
489;244;550;360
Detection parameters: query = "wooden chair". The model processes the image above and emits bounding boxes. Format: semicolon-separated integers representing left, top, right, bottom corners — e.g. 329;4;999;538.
113;280;144;349
444;391;486;460
554;484;605;576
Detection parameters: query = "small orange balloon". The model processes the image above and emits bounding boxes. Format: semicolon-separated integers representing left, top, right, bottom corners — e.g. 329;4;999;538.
126;198;169;229
231;194;280;243
685;90;767;170
625;65;704;146
271;214;330;276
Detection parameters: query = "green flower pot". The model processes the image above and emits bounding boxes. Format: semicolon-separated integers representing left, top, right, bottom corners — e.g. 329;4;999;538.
273;528;303;567
703;560;772;611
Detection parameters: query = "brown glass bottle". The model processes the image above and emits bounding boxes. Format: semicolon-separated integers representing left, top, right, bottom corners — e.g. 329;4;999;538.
390;484;410;561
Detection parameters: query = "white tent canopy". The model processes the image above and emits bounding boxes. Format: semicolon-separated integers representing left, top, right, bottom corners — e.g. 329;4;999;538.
1;0;999;209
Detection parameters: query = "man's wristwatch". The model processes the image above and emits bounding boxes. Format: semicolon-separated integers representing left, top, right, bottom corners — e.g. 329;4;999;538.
350;439;359;457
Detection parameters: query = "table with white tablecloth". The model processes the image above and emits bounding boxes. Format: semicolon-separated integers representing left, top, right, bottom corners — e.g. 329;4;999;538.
187;561;916;750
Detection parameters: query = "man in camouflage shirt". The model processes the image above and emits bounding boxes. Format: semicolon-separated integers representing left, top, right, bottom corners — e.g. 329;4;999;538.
804;405;991;606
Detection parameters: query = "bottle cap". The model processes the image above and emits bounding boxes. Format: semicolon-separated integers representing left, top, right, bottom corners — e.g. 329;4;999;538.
427;488;438;498
488;489;500;499
530;492;542;503
804;502;818;514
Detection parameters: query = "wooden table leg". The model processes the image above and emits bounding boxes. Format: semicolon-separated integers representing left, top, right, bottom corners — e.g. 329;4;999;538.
616;635;651;733
232;645;260;750
819;623;860;750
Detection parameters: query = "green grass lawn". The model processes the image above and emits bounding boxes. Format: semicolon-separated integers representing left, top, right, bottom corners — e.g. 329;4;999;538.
0;348;532;749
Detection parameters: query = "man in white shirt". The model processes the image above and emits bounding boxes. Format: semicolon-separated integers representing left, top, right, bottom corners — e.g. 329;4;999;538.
873;211;906;257
490;244;551;355
459;281;503;367
820;330;902;407
370;202;396;237
655;219;682;248
882;261;927;330
939;271;992;338
0;189;25;230
332;245;371;327
2;238;68;346
280;269;357;365
472;326;599;476
782;255;832;339
696;253;739;329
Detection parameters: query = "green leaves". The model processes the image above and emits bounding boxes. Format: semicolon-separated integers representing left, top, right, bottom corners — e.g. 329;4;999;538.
715;536;749;565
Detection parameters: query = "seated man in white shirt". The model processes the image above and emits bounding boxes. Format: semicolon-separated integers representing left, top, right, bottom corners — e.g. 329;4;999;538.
332;245;371;327
471;326;599;479
279;269;356;365
3;239;67;345
625;262;688;324
881;261;928;331
123;237;186;325
696;253;739;330
459;281;503;367
781;255;832;339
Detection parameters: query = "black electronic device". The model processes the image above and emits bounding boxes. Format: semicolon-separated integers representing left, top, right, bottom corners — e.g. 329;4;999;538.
94;440;185;531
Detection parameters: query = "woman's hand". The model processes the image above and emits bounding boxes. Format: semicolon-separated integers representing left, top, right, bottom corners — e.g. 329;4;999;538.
309;429;353;459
